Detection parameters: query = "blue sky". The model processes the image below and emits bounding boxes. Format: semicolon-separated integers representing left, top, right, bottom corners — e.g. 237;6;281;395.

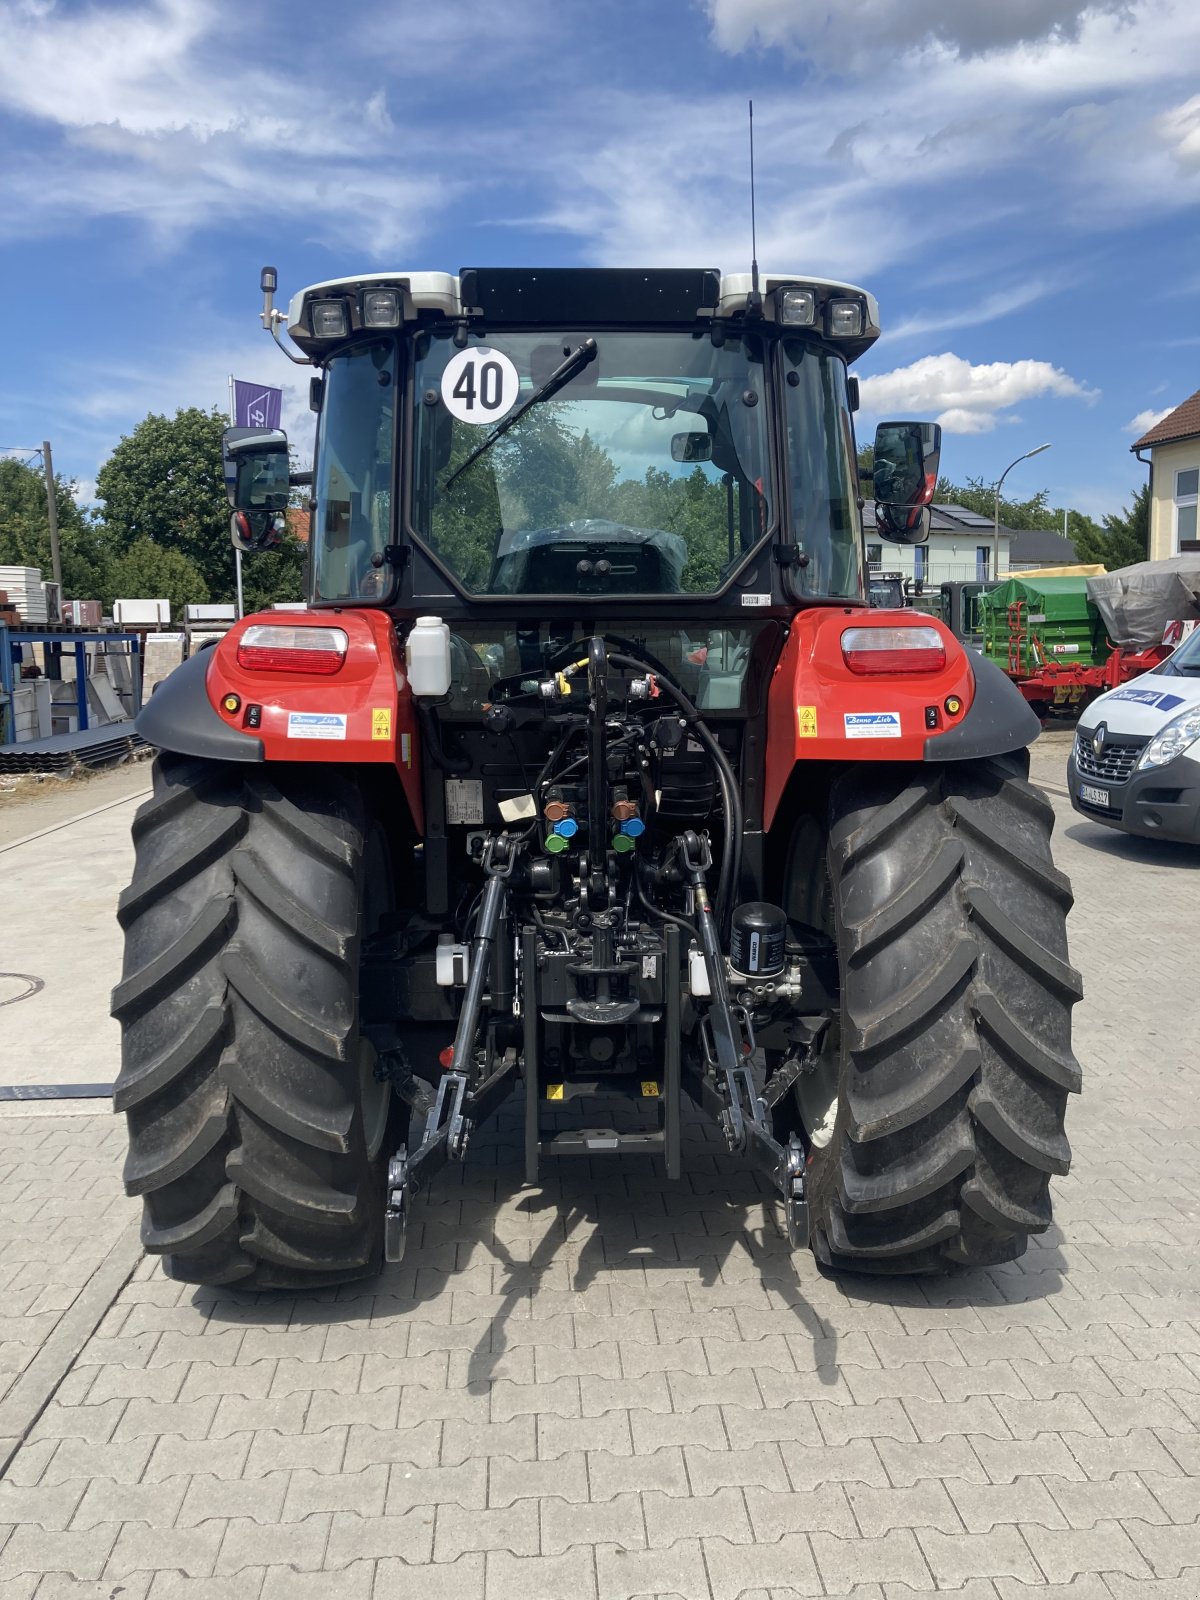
1;0;1198;523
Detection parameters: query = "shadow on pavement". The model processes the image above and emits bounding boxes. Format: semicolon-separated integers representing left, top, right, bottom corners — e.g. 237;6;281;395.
1063;821;1200;867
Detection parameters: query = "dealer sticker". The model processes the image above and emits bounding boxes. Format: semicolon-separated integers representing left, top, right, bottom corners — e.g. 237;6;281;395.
844;711;902;739
1107;688;1184;710
287;711;347;741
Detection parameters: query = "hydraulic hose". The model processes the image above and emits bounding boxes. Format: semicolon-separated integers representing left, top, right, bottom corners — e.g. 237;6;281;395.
608;652;744;940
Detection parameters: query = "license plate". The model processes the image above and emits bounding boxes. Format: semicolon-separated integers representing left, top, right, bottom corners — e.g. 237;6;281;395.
1079;783;1109;807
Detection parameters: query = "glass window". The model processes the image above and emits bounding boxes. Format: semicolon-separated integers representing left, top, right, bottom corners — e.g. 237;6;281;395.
780;341;862;598
1176;468;1198;549
866;543;882;566
410;329;772;597
312;342;395;601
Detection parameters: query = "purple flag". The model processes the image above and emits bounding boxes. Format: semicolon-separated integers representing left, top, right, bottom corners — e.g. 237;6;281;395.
233;380;282;430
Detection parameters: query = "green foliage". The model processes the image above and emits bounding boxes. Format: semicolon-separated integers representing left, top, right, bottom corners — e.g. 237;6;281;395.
96;406;305;610
105;539;209;617
934;473;1063;532
97;407;229;593
1070;482;1150;570
0;457;110;597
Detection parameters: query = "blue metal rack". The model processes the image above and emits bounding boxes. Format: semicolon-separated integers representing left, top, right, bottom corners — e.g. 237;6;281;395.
0;626;142;747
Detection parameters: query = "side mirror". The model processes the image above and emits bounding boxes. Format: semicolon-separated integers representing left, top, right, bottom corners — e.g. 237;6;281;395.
223;427;290;554
872;420;940;546
671;431;713;464
223;426;290;511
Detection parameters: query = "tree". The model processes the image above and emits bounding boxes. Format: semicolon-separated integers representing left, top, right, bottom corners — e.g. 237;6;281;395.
0;457;111;597
96;406;305;608
1070;482;1150;571
104;539;209;619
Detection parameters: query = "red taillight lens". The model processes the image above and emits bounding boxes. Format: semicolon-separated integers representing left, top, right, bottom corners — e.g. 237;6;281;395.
236;625;348;676
841;625;946;675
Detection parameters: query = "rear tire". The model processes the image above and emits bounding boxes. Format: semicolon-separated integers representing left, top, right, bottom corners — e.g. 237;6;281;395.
112;753;398;1289
799;753;1082;1273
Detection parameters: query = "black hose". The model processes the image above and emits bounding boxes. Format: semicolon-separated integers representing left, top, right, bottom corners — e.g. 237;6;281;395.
635;862;696;939
609;652;743;938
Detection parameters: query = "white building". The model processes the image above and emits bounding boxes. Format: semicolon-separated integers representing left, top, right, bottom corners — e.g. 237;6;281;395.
862;502;1015;587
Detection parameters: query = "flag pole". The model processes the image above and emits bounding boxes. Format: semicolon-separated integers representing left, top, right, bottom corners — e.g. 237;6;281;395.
228;375;244;620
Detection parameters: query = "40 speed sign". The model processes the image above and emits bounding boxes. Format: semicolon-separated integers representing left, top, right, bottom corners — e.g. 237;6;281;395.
440;346;521;425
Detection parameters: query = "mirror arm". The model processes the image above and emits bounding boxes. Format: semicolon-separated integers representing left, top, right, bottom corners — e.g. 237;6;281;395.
268;312;312;367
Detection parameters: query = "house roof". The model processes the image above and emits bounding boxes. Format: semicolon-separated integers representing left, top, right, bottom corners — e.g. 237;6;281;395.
1131;387;1200;451
861;502;1020;538
1009;528;1077;564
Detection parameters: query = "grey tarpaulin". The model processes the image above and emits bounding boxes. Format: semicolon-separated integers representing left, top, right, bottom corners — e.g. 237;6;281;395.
1086;556;1200;650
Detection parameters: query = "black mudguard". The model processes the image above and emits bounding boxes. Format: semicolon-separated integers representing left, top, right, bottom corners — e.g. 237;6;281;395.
923;649;1040;763
137;647;264;763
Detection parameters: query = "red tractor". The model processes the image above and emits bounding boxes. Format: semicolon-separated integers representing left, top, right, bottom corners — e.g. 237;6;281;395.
113;267;1081;1288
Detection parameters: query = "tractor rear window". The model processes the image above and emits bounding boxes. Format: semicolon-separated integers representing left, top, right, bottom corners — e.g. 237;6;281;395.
409;329;773;598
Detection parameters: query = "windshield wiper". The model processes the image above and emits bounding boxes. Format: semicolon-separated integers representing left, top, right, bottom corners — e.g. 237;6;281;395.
441;338;598;491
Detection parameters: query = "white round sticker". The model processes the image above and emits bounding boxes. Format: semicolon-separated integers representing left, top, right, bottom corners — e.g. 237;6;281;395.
440;346;521;425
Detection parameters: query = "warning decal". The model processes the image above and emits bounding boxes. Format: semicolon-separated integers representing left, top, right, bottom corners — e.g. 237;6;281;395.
371;707;392;741
797;705;818;738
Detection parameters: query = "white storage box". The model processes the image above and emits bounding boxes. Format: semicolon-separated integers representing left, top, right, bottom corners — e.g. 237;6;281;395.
184;603;236;622
115;598;171;626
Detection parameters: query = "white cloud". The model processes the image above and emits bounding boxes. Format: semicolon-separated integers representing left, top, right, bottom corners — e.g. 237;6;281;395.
1160;95;1200;168
883;281;1062;343
704;0;1132;63
858;352;1098;434
1125;406;1173;435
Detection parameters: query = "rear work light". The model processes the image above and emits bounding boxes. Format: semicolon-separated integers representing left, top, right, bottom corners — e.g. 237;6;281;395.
236;624;348;675
841;625;946;675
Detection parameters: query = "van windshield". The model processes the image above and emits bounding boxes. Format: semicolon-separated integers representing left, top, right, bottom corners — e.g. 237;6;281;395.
410;329;772;597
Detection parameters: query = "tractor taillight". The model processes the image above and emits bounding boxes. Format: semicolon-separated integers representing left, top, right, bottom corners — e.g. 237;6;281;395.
236;624;348;675
841;625;946;675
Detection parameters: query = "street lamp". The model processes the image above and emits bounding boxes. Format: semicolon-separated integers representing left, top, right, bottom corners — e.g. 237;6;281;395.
993;443;1051;579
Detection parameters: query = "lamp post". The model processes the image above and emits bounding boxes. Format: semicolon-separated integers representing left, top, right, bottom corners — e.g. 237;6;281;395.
993;443;1051;579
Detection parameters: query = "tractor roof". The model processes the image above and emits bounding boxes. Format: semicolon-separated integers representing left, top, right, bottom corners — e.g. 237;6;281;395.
285;267;881;362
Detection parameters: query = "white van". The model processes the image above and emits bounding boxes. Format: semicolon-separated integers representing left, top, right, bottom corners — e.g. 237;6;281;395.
1068;625;1200;842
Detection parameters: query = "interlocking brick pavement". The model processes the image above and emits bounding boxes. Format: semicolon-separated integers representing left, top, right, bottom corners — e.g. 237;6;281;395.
0;734;1198;1595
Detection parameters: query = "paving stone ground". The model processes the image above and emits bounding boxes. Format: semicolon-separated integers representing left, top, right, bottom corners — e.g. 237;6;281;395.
1;732;1198;1598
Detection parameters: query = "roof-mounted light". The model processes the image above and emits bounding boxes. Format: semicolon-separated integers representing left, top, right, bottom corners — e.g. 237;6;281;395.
236;624;348;675
841;625;946;675
361;288;402;328
310;299;350;339
778;288;817;327
827;298;865;339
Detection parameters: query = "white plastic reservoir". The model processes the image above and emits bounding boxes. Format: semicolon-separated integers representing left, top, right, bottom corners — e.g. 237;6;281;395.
407;615;452;697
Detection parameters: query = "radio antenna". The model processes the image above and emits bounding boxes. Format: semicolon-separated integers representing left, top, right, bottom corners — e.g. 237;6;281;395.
747;99;762;315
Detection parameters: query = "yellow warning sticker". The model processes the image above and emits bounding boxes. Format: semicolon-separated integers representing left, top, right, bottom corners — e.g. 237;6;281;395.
797;705;819;738
371;707;392;741
546;1083;564;1101
640;1081;660;1098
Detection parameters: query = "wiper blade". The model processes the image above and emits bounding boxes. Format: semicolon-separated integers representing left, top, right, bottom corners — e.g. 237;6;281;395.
442;338;598;491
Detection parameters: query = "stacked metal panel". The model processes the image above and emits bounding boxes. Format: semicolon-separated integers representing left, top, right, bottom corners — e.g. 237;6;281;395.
0;567;47;624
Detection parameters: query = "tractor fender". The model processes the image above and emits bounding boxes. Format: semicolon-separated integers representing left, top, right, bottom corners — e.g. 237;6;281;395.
923;649;1041;763
136;610;424;829
137;647;265;763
